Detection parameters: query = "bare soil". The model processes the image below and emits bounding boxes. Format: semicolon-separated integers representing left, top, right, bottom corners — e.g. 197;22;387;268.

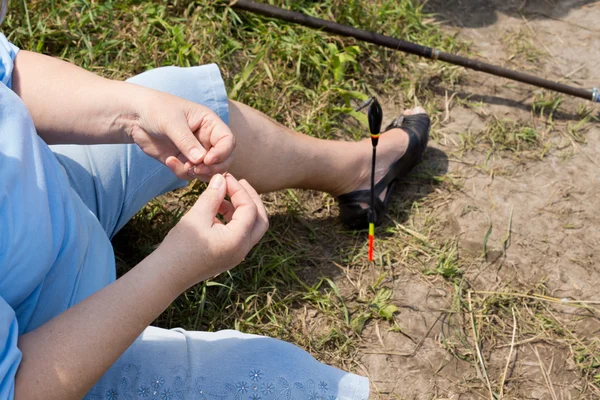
354;1;600;398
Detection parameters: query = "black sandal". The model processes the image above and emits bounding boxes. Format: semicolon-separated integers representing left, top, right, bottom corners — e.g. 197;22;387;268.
337;113;430;230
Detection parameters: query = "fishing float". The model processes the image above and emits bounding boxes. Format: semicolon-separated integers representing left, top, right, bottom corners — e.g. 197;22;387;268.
356;97;383;262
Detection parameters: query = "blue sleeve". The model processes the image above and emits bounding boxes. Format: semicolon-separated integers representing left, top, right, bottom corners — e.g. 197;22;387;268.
0;33;19;89
0;297;21;399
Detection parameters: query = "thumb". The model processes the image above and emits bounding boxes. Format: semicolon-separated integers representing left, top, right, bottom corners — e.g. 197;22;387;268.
189;174;227;226
169;118;206;164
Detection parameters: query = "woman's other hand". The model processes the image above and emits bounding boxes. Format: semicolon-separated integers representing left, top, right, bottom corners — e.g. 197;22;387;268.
156;174;268;290
127;90;235;181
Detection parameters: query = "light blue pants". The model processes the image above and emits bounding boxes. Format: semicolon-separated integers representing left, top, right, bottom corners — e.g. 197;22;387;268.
51;65;369;400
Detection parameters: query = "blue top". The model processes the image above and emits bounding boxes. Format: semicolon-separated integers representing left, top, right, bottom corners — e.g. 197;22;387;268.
0;33;115;398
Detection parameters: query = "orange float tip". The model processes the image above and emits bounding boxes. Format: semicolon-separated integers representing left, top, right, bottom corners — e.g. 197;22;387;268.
368;223;375;262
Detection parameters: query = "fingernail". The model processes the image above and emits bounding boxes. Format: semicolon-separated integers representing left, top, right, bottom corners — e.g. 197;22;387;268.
190;147;204;162
208;173;224;189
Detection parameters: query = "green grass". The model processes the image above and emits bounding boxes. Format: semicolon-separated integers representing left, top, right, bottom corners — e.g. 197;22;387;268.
5;0;599;397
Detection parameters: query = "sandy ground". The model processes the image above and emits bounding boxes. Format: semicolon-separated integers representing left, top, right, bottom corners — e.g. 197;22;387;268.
356;1;600;398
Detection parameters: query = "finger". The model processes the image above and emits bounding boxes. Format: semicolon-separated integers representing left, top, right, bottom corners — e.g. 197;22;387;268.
239;179;269;243
168;118;207;164
224;174;258;234
166;156;195;181
238;179;266;218
188;173;227;226
197;125;213;155
203;128;236;165
191;160;231;178
217;199;235;223
181;158;211;182
190;163;211;177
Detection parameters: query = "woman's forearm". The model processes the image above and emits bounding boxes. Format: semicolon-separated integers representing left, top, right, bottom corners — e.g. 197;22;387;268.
14;250;185;400
12;50;148;145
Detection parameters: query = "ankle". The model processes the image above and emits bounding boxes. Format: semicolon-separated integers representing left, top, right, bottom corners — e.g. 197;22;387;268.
326;142;370;197
329;168;369;197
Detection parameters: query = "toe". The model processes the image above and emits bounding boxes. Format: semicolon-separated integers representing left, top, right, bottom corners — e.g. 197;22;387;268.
403;106;427;116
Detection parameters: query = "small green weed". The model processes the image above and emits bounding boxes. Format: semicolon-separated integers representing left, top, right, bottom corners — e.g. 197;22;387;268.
501;27;547;66
423;242;462;282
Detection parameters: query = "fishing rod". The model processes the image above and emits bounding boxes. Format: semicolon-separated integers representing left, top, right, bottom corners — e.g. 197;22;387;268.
230;0;600;103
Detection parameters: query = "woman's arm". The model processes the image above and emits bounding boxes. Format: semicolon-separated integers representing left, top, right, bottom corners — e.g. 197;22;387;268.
15;247;182;399
12;50;235;180
13;50;148;145
14;174;269;400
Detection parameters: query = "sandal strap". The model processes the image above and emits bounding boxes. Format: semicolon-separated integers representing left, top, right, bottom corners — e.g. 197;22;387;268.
385;113;430;154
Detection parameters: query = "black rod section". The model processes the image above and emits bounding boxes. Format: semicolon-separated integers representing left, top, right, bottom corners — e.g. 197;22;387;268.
231;0;599;103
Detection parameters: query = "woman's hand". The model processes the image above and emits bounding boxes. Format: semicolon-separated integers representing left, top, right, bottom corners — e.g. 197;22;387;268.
126;90;235;181
156;173;268;290
128;91;235;181
13;50;235;178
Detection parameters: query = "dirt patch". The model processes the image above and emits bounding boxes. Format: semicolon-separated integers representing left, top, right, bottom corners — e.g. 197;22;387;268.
354;1;600;398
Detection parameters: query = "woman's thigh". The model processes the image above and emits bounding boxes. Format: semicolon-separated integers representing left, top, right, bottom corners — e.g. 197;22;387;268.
84;327;369;400
50;64;229;238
